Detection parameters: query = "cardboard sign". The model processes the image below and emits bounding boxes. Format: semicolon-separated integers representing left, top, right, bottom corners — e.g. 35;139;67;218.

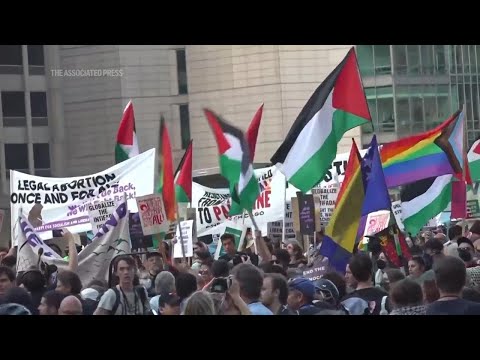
129;213;153;250
467;200;480;219
364;210;391;237
302;256;329;281
296;192;315;235
136;194;168;236
214;223;247;260
88;199;118;232
173;220;194;258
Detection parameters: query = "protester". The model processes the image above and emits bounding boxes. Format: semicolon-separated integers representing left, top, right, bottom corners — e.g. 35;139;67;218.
1;256;16;272
176;272;198;314
38;290;67;315
232;263;272;315
258;262;287;278
457;237;480;288
408;256;426;283
56;270;82;297
313;278;348;315
218;233;244;264
422;280;440;304
59;295;83;315
143;252;163;296
444;225;462;256
389;279;426;315
149;271;176;313
0;265;15;298
199;264;213;286
285;240;307;268
19;269;46;310
94;255;151;315
345;264;358;294
384;269;405;291
183;291;216;315
271;249;290;272
462;287;480;303
261;273;296;315
155;292;181;315
341;253;388;315
427;256;480;315
287;277;320;315
2;287;37;315
469;220;480;251
322;272;347;300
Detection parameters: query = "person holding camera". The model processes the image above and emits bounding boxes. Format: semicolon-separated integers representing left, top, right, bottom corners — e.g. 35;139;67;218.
218;234;250;266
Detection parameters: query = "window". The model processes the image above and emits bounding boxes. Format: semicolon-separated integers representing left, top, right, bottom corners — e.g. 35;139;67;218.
179;104;191;149
423;84;437;129
33;143;50;176
436;85;450;122
420;45;434;75
176;49;188;95
373;45;391;75
434;45;446;74
27;45;45;75
375;86;394;132
357;45;374;77
5;144;28;173
0;45;22;74
30;92;48;126
1;92;26;127
393;45;407;75
407;45;420;75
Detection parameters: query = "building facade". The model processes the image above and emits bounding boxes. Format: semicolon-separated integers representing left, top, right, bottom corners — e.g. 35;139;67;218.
0;44;478;246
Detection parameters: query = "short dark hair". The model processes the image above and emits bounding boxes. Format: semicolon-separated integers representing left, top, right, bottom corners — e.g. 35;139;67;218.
43;290;67;310
259;262;287;278
434;256;466;294
221;233;235;245
265;273;288;305
175;272;197;300
410;255;426;269
0;265;15;282
57;270;83;295
146;252;162;260
1;255;16;268
462;287;480;303
457;237;474;249
390;279;423;307
20;270;46;292
4;287;35;313
211;260;229;278
113;255;136;272
232;263;263;301
273;249;290;265
349;253;372;283
425;239;444;254
322;272;347;300
448;225;462;240
385;268;405;284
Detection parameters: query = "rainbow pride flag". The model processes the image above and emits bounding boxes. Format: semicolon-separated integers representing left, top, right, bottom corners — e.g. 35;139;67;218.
381;110;464;188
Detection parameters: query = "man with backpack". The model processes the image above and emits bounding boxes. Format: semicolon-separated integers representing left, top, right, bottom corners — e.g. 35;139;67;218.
94;255;151;315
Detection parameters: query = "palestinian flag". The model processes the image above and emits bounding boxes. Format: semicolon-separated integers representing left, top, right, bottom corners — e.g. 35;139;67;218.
400;175;452;236
245;103;264;161
175;140;193;203
158;118;176;221
204;109;260;213
468;137;480;181
270;47;371;193
115;100;139;163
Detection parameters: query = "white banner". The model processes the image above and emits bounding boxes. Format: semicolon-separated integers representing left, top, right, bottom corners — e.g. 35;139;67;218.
173;220;194;258
192;166;286;236
11;149;155;242
88;199;119;232
17;201;131;286
391;201;405;231
136;194;168;236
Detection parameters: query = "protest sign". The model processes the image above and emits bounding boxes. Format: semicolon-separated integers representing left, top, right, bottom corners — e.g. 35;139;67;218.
129;213;153;250
173;220;194;258
364;210;391;237
11;149;155;242
214;223;247;260
302;256;329;281
136;194;168;236
88;199;118;232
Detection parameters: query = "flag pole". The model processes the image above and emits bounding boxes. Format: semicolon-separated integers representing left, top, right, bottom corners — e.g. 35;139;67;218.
462;103;468;235
248;210;260;255
282;181;287;245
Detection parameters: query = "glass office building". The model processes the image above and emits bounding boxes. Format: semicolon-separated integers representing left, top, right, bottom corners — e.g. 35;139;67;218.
357;45;480;148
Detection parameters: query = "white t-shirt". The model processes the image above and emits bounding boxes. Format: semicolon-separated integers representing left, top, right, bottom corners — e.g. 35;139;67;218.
98;285;151;315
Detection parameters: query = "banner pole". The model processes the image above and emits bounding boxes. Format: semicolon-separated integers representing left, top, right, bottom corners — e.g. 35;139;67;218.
462;103;467;235
282;182;287;245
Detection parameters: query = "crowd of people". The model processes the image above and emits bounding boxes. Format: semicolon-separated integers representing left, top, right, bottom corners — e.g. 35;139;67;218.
1;222;480;315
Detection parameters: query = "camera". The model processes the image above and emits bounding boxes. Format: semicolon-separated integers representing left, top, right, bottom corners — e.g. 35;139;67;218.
210;276;232;293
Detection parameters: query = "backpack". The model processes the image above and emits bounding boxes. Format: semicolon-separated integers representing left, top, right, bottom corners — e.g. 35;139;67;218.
110;286;149;315
82;295;103;315
341;297;371;315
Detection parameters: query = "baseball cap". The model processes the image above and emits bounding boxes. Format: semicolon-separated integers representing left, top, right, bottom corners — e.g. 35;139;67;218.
313;279;340;303
81;288;100;301
288;278;315;300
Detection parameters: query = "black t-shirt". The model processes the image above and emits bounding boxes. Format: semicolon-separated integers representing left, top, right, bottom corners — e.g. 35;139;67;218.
342;287;388;315
219;251;248;265
426;298;480;315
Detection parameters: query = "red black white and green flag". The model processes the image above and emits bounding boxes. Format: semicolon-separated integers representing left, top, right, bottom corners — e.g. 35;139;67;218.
175;140;193;203
270;47;371;193
204;109;260;213
115;100;139;164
